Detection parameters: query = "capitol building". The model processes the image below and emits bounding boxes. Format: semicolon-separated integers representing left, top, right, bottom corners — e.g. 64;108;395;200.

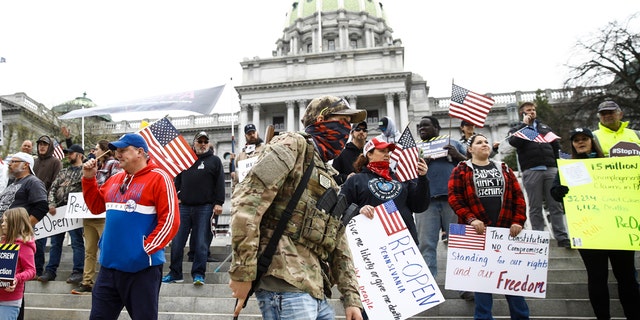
1;0;581;158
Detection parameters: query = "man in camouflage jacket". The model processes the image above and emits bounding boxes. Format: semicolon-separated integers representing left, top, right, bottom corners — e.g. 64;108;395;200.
230;96;367;320
40;144;86;283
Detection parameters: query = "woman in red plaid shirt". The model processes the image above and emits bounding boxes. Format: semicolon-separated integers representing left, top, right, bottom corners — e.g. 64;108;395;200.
448;133;529;320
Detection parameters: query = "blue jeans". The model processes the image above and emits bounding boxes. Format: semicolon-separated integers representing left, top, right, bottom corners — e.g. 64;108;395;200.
255;290;335;320
0;305;19;320
35;238;46;276
168;204;213;279
522;168;568;241
415;197;458;277
45;228;85;277
475;292;529;320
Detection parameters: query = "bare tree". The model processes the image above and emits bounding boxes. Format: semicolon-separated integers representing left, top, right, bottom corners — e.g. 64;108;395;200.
565;12;640;126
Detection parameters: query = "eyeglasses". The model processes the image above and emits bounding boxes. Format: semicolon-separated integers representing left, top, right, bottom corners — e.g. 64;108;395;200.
120;174;133;194
9;160;25;164
353;127;367;132
196;140;209;144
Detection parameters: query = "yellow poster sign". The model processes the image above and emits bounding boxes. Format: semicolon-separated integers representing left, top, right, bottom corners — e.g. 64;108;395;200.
557;157;640;250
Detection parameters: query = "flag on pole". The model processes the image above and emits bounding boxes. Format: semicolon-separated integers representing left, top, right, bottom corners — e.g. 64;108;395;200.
449;84;495;128
512;127;560;143
137;117;197;178
390;126;420;182
374;201;406;236
448;224;486;251
52;140;65;160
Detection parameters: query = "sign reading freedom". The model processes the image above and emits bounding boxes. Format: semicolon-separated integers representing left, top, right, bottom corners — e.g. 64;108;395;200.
345;201;444;320
445;224;550;298
557;157;640;250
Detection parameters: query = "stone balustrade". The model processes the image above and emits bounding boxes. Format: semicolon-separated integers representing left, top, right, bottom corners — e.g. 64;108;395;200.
88;113;240;135
433;86;606;110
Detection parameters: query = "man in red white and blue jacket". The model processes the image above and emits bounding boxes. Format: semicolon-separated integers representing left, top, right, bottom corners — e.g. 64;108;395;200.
82;133;180;320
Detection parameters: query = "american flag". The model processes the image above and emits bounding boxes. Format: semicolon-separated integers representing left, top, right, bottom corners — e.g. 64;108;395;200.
52;140;65;160
390;126;420;182
449;84;495;128
137;117;197;178
448;224;486;250
375;201;406;236
512;127;560;143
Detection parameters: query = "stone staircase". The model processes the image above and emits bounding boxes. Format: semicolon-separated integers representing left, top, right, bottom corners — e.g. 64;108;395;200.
24;236;639;320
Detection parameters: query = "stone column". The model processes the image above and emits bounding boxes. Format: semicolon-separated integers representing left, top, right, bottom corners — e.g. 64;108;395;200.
398;91;409;129
286;100;296;132
385;92;395;122
348;95;357;110
298;100;308;131
239;104;250;147
251;103;261;133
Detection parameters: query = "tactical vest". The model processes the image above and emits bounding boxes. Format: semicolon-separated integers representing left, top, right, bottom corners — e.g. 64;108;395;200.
260;133;343;261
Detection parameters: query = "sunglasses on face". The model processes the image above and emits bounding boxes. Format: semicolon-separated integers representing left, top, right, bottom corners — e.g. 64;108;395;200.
196;140;209;144
353;127;367;132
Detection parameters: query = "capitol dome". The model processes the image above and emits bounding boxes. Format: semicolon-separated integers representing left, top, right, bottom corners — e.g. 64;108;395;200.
274;0;399;56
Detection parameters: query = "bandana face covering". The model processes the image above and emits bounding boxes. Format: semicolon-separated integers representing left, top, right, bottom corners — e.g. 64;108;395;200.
305;120;351;162
367;161;392;181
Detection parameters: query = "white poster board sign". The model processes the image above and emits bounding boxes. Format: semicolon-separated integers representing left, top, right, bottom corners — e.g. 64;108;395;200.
64;192;105;219
33;205;83;240
346;201;444;320
237;157;258;183
445;224;550;298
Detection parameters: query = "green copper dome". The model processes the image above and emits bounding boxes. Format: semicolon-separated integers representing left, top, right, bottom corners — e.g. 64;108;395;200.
288;0;386;26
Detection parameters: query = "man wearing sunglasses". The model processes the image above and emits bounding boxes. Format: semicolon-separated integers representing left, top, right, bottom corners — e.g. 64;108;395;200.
0;152;48;228
332;121;368;185
163;131;225;286
81;133;179;320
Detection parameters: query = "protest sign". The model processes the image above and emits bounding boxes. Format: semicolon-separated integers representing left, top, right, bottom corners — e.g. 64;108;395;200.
64;192;105;219
416;136;449;159
345;201;444;320
558;157;640;250
0;243;20;287
445;224;550;298
33;205;83;240
237;157;258;183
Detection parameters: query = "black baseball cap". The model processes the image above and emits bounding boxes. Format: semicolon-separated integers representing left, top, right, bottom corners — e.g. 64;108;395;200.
244;124;257;134
63;144;84;155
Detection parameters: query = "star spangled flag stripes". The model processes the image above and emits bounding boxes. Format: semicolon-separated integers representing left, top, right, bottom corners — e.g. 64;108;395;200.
52;140;65;160
512;127;560;143
137;117;197;178
390;126;420;182
449;84;495;128
374;201;406;236
448;224;486;250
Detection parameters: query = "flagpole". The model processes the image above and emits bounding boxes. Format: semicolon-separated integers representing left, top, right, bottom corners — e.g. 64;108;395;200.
449;78;455;144
230;113;235;174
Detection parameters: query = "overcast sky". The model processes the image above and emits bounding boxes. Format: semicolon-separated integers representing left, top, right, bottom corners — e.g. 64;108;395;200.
1;0;638;117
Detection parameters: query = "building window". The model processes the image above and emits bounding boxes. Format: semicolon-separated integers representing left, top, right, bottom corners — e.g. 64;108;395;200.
328;39;335;51
367;110;379;126
273;116;285;131
350;40;357;49
307;43;313;53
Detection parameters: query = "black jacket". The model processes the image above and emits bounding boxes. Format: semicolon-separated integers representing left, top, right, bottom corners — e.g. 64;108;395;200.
175;150;225;206
507;120;561;170
331;142;362;185
339;168;430;243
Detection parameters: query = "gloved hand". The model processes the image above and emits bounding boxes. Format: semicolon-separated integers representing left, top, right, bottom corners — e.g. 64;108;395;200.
550;185;569;202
